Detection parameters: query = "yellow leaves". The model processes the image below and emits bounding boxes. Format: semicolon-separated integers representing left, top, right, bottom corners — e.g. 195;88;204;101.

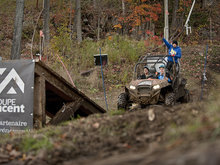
21;154;27;161
135;19;141;26
114;24;122;29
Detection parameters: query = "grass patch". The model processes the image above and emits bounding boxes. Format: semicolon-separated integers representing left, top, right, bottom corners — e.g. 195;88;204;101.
20;135;53;153
108;109;126;116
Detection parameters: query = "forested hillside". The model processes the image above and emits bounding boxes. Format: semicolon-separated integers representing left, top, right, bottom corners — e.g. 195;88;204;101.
0;0;219;59
0;0;218;86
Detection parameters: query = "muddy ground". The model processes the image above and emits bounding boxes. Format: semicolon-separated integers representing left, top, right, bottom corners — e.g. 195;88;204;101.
0;102;206;165
0;45;219;165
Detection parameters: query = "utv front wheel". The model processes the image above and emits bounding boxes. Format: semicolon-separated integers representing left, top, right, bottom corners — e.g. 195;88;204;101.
117;93;129;110
165;92;175;106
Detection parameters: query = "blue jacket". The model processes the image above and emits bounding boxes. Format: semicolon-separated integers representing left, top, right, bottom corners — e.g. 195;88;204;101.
157;72;171;83
163;38;181;63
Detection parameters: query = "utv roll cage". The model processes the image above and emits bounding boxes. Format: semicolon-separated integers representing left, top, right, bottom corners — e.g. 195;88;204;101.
133;55;181;89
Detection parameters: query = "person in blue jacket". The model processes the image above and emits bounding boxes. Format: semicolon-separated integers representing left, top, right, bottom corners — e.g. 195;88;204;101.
156;65;171;83
162;38;181;71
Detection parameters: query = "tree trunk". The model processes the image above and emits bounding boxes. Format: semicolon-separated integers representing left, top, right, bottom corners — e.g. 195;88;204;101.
171;0;179;32
43;0;50;47
69;0;73;39
11;0;25;60
93;0;97;8
97;15;100;40
36;0;39;9
202;0;208;8
93;0;99;40
122;0;125;16
58;0;63;9
122;0;125;35
75;0;82;43
164;0;169;41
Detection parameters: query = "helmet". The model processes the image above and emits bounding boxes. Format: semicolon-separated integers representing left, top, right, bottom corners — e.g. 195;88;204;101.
159;65;165;68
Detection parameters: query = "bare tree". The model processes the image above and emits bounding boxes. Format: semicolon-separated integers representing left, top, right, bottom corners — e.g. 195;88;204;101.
92;0;101;40
171;0;179;32
75;0;82;43
121;0;125;35
202;0;214;8
202;0;208;8
122;0;125;17
69;0;73;39
11;0;25;60
43;0;50;47
164;0;169;41
36;0;39;9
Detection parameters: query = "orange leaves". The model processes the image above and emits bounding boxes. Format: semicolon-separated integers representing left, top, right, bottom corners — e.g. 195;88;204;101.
178;0;193;12
135;18;141;26
114;24;122;29
120;2;161;27
182;0;192;7
114;1;162;33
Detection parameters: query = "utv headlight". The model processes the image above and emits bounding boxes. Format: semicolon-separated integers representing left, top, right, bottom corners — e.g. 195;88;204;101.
130;85;136;90
153;85;160;90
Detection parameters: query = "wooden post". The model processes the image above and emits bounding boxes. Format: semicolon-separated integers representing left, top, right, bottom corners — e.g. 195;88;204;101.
34;75;46;129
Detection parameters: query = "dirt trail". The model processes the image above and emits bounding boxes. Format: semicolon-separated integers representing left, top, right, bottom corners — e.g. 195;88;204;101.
78;140;220;165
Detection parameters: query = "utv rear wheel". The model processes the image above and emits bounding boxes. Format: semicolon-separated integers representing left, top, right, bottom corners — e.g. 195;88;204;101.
117;93;129;110
180;89;190;103
165;92;175;106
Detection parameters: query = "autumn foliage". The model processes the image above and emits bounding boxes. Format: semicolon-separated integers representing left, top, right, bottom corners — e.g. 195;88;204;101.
114;0;162;34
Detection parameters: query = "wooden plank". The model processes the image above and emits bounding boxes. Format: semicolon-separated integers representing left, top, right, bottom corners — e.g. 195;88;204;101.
49;98;84;125
33;75;46;129
80;101;102;114
35;64;78;100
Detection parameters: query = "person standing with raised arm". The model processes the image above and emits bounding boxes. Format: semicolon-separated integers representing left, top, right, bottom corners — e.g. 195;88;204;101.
162;38;182;71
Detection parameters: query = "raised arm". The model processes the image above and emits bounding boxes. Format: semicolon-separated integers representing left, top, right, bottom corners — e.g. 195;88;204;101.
162;38;172;49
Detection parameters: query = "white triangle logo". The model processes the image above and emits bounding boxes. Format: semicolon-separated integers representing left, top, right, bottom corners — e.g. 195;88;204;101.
0;68;6;75
7;87;17;94
0;68;25;94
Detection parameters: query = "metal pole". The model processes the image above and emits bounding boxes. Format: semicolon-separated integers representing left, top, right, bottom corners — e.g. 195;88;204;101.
164;0;169;41
200;45;208;100
99;48;108;111
185;0;196;35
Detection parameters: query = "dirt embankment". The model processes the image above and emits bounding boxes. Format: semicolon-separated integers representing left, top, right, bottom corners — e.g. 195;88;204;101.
0;102;205;165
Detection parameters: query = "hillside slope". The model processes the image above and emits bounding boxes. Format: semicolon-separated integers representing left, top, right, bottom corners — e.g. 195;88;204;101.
0;44;219;165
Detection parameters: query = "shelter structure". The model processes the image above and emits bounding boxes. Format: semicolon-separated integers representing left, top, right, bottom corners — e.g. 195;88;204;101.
34;60;106;128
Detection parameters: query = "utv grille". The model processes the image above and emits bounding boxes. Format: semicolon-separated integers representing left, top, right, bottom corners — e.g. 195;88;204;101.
138;86;151;94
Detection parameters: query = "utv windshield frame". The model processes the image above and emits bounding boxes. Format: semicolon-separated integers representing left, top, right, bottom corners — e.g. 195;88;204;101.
133;55;169;80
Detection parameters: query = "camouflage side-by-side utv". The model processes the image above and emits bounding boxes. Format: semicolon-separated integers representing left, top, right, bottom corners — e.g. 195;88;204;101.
117;55;190;110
